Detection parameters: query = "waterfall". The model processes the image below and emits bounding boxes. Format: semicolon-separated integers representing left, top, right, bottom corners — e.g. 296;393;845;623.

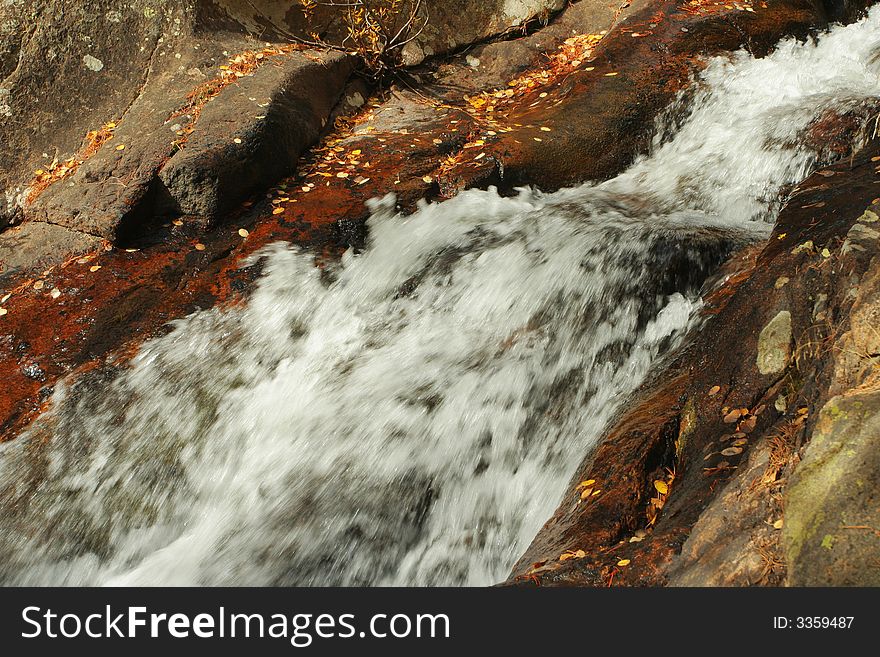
1;8;878;587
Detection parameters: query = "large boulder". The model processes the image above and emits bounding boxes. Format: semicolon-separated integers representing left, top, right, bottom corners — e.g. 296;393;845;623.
783;390;880;586
209;0;568;65
783;252;880;586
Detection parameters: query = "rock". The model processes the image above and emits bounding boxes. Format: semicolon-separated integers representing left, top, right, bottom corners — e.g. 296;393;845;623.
757;310;792;375
783;390;880;586
158;50;353;220
669;446;781;586
0;223;102;288
216;1;569;67
0;0;193;218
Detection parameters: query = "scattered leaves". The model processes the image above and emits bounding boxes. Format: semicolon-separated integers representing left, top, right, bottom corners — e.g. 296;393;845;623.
559;549;586;561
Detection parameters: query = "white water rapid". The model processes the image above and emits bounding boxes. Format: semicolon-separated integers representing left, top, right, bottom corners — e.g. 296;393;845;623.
1;9;879;586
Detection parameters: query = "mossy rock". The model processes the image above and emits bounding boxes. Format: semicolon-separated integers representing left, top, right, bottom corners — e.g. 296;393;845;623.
783;389;880;585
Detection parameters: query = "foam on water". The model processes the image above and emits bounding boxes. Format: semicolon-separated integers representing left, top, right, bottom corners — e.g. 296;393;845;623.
1;9;879;586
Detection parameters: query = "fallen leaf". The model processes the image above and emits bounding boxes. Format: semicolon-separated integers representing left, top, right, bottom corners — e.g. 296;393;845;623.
723;409;743;423
422;176;433;183
0;308;7;317
739;416;757;433
708;385;721;396
617;559;631;567
194;243;206;251
173;220;184;226
654;480;669;495
773;519;784;529
540;127;552;132
273;207;285;215
233;138;242;144
116;144;125;151
580;488;594;499
238;228;249;238
89;265;102;273
721;447;743;457
576;479;596;489
50;288;62;299
33;280;44;290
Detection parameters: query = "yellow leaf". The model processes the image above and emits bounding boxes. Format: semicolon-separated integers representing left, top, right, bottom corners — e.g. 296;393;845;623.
273;207;285;215
422;176;433;183
580;488;594;499
576;479;596;489
0;308;7;317
89;265;102;273
773;519;784;530
116;144;125;151
708;385;721;396
238;228;249;238
194;243;206;251
654;480;669;495
617;559;631;567
351;149;362;156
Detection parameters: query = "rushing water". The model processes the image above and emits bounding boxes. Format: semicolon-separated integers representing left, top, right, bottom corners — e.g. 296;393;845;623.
1;10;879;586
